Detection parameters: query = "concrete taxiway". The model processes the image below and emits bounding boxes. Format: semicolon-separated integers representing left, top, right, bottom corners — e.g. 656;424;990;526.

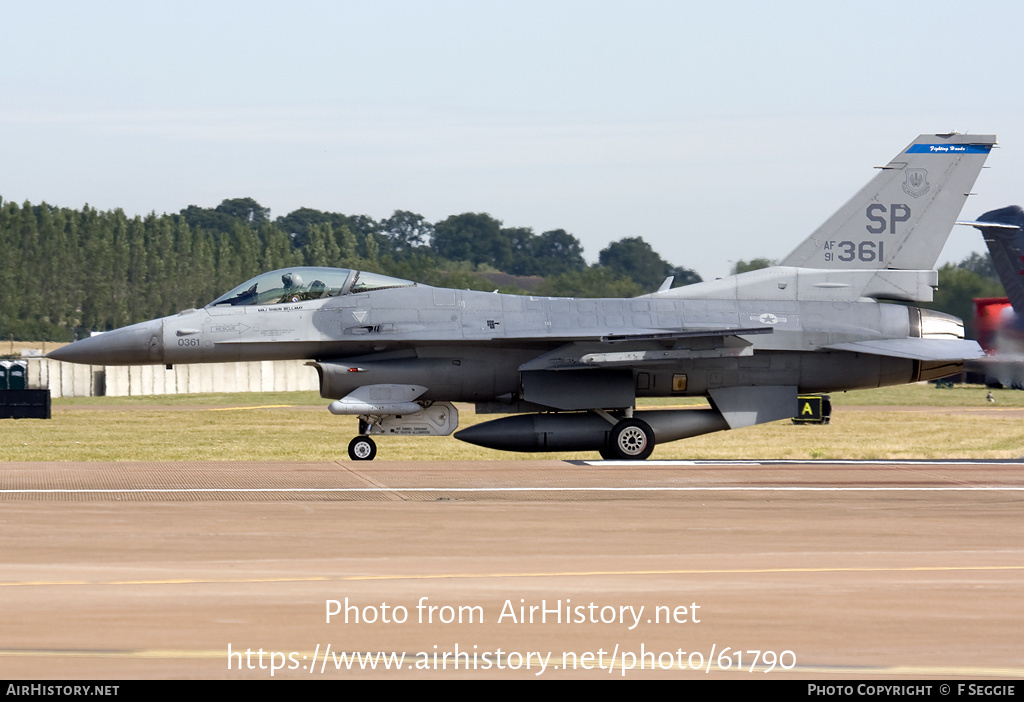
2;459;1023;679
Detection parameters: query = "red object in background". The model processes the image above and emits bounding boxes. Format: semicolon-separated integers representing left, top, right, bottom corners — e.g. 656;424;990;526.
973;297;1011;353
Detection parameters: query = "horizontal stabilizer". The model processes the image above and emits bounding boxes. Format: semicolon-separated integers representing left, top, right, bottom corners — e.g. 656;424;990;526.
824;338;984;361
955;220;1020;230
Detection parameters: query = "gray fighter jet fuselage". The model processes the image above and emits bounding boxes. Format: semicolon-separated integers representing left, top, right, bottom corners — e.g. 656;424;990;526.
49;133;997;460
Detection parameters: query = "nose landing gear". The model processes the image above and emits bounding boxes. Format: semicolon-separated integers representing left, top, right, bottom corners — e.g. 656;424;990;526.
347;435;377;461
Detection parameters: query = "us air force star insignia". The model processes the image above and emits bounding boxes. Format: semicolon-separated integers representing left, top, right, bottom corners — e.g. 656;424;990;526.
757;313;787;325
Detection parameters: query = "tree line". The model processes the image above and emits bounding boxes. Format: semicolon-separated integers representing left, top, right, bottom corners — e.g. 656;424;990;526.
0;197;701;341
2;195;1002;342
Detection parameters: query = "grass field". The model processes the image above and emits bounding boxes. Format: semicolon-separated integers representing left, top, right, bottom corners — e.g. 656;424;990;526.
0;340;67;357
2;382;1022;462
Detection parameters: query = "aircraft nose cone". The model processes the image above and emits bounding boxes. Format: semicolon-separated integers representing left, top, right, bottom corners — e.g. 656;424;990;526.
47;319;164;365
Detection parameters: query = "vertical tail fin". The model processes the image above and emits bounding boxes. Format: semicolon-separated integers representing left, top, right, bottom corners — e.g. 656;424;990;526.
781;133;996;271
961;205;1024;313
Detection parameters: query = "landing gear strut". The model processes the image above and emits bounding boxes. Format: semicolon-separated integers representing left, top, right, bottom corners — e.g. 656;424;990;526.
348;435;377;461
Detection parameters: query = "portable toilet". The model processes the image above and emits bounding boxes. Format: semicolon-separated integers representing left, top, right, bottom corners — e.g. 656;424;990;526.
8;360;27;390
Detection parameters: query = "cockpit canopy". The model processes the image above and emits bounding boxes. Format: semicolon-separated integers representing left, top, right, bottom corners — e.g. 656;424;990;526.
209;267;415;307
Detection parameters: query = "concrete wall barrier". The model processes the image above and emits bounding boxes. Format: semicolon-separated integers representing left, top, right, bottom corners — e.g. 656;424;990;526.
24;358;319;398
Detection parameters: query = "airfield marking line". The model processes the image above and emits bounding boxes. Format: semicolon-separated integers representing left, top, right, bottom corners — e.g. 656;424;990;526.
1;648;1020;678
862;406;1024;413
589;459;1024;466
0;648;227;660
4;486;1024;496
4;565;1023;588
0;576;328;587
339;464;409;501
336;564;1024;581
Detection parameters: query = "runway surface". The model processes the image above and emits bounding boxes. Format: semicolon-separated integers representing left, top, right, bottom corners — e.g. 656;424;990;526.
2;459;1023;679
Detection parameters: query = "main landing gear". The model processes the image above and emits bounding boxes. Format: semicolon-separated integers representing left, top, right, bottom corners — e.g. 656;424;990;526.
599;417;655;461
348;435;377;461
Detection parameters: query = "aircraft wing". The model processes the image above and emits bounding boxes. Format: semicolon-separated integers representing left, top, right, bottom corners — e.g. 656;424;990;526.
518;326;773;371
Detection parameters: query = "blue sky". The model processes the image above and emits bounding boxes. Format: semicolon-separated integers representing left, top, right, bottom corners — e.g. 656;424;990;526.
3;0;1023;279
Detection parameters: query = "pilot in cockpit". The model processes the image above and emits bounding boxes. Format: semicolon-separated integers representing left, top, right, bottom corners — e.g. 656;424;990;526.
280;272;305;303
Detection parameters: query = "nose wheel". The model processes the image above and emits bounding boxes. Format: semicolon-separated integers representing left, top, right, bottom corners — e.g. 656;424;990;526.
348;435;377;461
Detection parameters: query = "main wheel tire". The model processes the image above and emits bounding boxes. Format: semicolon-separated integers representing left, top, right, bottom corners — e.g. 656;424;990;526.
607;418;655;460
348;435;377;461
